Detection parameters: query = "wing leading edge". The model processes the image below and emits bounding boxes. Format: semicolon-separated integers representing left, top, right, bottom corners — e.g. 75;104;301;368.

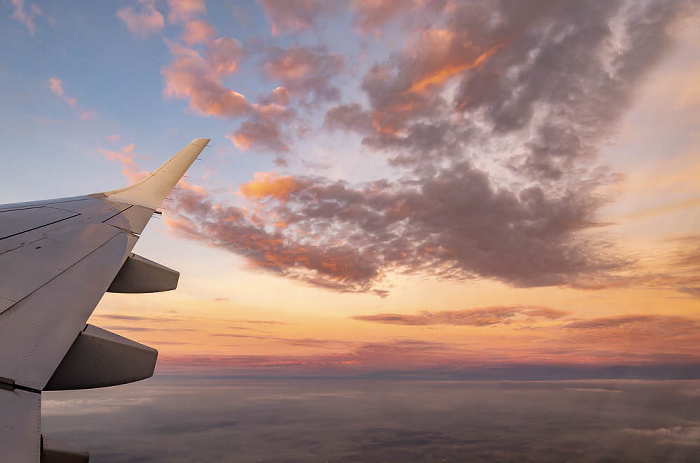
0;138;209;462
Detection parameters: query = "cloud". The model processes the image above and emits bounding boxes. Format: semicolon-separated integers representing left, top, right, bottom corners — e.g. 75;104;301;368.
260;0;338;35
624;426;700;446
48;77;97;119
569;236;700;296
330;0;693;179
228;119;289;153
204;37;243;75
48;77;76;107
353;306;570;327
162;40;251;118
93;314;180;323
10;0;41;35
324;103;374;134
262;46;345;104
97;143;150;184
165;1;692;294
563;315;700;345
165;184;383;293
182;19;216;45
166;0;206;24
351;0;446;35
40;376;700;463
238;172;305;202
168;163;622;292
162;39;295;155
117;0;165;38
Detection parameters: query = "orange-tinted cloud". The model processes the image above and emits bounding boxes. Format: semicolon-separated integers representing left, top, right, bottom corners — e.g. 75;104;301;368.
239;172;305;202
10;0;41;35
117;0;165;38
182;19;216;45
407;42;504;94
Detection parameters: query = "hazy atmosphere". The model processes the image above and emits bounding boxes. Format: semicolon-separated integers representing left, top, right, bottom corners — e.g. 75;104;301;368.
43;378;700;462
2;0;699;461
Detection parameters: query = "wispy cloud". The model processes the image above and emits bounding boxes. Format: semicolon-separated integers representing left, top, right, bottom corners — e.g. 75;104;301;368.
353;306;570;327
48;77;97;120
10;0;41;35
97;143;149;183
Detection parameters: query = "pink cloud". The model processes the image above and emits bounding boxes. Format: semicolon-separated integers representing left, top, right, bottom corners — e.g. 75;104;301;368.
48;77;97;120
204;37;243;75
48;77;77;108
10;0;41;35
117;0;165;38
182;19;216;45
79;110;97;121
260;0;337;35
98;143;150;184
167;0;206;23
162;41;251;118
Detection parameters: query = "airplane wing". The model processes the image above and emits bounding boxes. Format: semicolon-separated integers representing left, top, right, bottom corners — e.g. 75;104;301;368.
0;138;209;462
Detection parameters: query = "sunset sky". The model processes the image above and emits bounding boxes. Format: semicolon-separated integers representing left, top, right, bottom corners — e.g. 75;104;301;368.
1;0;699;380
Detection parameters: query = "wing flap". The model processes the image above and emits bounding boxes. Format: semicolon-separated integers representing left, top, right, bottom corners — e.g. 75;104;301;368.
108;253;179;293
0;388;41;463
0;220;120;308
0;232;131;389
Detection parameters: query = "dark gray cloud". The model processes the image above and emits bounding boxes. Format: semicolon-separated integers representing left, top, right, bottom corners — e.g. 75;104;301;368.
168;0;695;294
230;118;289;153
341;0;693;177
324;103;373;134
261;46;345;105
171;161;621;292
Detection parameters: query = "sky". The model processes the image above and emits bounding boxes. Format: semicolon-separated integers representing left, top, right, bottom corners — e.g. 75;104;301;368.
1;0;700;380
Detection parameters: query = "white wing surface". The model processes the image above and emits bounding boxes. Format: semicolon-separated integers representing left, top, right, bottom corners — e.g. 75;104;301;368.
0;138;209;462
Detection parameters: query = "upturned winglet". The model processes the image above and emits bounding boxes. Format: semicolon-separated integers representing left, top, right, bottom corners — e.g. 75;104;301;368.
103;138;210;209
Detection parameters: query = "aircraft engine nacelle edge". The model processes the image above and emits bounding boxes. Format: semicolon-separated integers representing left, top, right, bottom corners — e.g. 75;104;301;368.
107;253;179;293
43;325;157;391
